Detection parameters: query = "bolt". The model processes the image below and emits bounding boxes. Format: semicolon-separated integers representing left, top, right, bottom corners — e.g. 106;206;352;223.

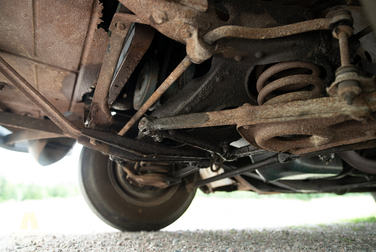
342;91;357;105
335;66;361;105
234;55;243;62
255;51;264;59
152;10;167;24
116;23;126;30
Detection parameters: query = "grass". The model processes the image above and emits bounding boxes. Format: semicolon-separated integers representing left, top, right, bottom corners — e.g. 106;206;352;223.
0;176;80;202
341;215;376;224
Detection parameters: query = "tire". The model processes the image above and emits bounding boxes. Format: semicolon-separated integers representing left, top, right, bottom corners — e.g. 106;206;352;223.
371;193;376;202
78;147;196;231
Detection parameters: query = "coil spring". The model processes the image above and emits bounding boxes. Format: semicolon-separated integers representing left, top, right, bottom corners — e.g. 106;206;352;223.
255;61;325;105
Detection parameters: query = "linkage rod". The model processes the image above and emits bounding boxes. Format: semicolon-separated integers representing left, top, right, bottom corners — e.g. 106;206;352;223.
118;56;192;136
203;18;331;44
192;154;281;189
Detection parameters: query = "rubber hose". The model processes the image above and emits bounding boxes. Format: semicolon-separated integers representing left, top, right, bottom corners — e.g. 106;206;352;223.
337;151;376;174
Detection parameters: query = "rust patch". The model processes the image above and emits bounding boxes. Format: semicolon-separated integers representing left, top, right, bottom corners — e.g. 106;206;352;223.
34;0;94;71
0;0;34;57
238;116;376;155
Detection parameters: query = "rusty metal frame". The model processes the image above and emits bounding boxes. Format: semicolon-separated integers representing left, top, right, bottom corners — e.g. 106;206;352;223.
118;0;212;63
0;111;64;134
118;0;354;64
0;57;81;139
4;130;64;145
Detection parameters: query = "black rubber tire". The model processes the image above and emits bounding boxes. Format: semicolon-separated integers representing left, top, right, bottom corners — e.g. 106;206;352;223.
371;193;376;202
78;147;196;231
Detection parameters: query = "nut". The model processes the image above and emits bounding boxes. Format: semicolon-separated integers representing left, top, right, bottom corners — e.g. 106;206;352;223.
332;25;353;39
116;23;126;30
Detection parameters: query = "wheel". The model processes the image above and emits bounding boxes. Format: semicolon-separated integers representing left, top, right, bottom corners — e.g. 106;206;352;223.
78;147;196;231
372;193;376;202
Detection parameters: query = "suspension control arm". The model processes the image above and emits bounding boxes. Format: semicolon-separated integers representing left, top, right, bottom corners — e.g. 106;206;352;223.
140;93;376;131
140;92;376;154
190;153;298;190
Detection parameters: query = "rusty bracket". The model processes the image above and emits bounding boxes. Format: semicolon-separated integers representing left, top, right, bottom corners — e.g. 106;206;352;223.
87;17;130;130
118;0;212;63
87;13;150;130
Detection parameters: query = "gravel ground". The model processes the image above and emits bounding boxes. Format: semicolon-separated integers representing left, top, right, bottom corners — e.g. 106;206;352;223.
1;195;375;251
1;223;376;251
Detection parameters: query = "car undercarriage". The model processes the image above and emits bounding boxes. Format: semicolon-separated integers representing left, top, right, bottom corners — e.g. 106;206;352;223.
1;0;376;231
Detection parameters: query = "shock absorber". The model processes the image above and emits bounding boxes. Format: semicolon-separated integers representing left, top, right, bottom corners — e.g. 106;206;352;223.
255;61;325;105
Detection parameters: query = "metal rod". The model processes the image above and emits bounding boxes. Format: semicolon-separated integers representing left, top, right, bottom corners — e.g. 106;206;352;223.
118;56;192;136
338;31;351;66
0;56;81;139
203;18;331;45
353;25;373;40
193;155;280;189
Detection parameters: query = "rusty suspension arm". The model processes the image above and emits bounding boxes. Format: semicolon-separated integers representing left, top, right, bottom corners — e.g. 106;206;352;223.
139;92;376;155
203;18;332;45
139;93;376;131
0;56;81;139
